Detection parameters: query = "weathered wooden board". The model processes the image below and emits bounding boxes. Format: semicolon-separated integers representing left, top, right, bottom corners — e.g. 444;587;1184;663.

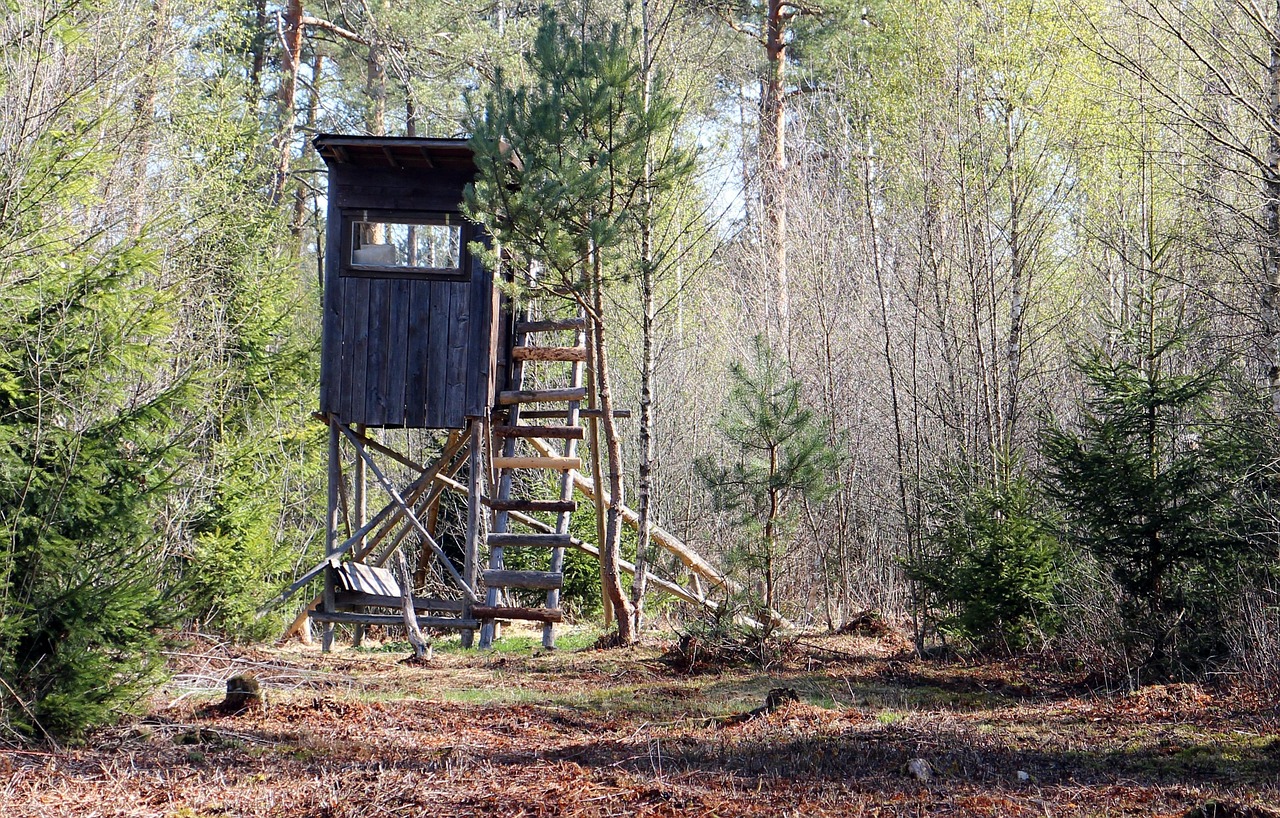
365;281;391;425
491;456;581;470
445;278;469;426
492;425;584;439
385;278;410;423
486;533;572;548
311;611;478;629
498;388;588;405
349;277;371;422
334;591;466;613
483;498;577;513
425;279;450;427
336;562;401;597
511;346;588;362
516;317;586;333
404;280;431;427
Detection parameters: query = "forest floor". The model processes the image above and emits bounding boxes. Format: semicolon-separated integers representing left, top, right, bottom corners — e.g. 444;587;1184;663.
4;625;1279;817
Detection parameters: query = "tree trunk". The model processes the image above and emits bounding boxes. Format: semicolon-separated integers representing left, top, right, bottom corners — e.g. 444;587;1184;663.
126;0;169;236
292;51;323;236
271;0;304;204
248;0;269;100
590;248;635;644
761;0;789;351
366;35;386;136
1002;102;1026;452
1265;8;1280;417
631;0;656;635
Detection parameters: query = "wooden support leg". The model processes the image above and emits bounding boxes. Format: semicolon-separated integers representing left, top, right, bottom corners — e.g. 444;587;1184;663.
352;424;367;648
323;420;341;653
462;418;484;649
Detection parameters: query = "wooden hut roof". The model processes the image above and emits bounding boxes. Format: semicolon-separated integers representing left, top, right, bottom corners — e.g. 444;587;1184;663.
313;134;476;172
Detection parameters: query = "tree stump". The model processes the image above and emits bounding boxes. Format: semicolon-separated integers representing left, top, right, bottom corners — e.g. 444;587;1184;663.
222;673;264;713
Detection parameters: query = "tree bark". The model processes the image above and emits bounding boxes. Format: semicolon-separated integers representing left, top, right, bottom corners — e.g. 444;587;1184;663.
249;0;269;100
366;34;386;136
1002;101;1025;452
761;0;789;351
292;51;323;236
271;0;304;205
589;247;635;643
126;0;169;236
1265;7;1280;417
632;0;656;635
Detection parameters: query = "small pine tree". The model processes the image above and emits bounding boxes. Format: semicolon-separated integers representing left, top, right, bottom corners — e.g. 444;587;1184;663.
1043;325;1249;675
695;336;843;630
910;459;1061;652
464;6;695;643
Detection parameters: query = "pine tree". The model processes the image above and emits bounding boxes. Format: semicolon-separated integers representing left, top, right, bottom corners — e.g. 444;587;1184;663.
1043;323;1249;675
0;122;186;740
695;335;842;630
465;6;694;643
910;458;1061;652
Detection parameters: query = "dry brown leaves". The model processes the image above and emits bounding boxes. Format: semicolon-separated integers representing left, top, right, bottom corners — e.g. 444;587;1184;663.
3;634;1277;817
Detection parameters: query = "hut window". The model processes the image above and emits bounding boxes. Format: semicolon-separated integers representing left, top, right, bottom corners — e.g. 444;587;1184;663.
350;219;462;272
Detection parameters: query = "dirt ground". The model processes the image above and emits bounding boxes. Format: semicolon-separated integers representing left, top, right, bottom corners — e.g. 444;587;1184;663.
4;626;1278;817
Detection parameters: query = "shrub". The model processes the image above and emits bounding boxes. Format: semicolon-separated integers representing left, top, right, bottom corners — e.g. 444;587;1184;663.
911;466;1062;652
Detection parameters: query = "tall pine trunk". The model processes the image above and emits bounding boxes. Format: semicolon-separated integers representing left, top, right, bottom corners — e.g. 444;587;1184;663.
271;0;304;204
761;0;789;351
589;246;635;644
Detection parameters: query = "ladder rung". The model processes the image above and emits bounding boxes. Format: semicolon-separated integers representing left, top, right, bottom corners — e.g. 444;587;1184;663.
482;569;563;591
519;408;631;419
471;605;564;624
517;318;587;333
512;346;589;362
492;456;581;470
488;533;572;549
492;424;584;440
484;498;577;513
498;388;587;405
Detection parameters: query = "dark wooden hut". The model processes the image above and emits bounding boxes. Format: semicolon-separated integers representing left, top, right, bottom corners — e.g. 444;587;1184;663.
314;134;508;428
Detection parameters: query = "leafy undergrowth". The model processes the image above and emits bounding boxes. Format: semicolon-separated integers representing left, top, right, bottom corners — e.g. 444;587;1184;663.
4;627;1279;817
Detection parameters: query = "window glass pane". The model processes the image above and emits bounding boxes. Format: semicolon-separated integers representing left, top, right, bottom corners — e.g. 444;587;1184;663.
350;221;461;269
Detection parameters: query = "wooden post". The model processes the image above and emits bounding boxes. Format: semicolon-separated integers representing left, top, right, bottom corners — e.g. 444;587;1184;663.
323;420;341;652
352;424;368;647
396;551;431;660
462;418;483;648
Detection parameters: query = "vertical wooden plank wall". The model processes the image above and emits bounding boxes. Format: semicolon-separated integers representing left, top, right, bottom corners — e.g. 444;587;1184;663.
316;143;502;430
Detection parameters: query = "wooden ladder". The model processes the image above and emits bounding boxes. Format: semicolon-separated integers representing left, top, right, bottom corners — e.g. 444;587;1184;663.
478;314;588;648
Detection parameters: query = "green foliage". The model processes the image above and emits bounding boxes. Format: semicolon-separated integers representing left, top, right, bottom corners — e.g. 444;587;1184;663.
0;123;183;740
162;69;324;639
696;335;842;625
911;460;1062;652
1043;324;1251;675
464;5;695;292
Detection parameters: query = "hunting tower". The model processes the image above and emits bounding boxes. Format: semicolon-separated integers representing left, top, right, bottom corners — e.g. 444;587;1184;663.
269;134;765;651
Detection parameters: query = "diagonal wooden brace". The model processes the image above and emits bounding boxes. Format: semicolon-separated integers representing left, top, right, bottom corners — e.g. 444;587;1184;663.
335;423;479;602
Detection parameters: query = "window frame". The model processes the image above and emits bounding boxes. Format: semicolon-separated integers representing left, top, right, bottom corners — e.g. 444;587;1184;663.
339;209;471;281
